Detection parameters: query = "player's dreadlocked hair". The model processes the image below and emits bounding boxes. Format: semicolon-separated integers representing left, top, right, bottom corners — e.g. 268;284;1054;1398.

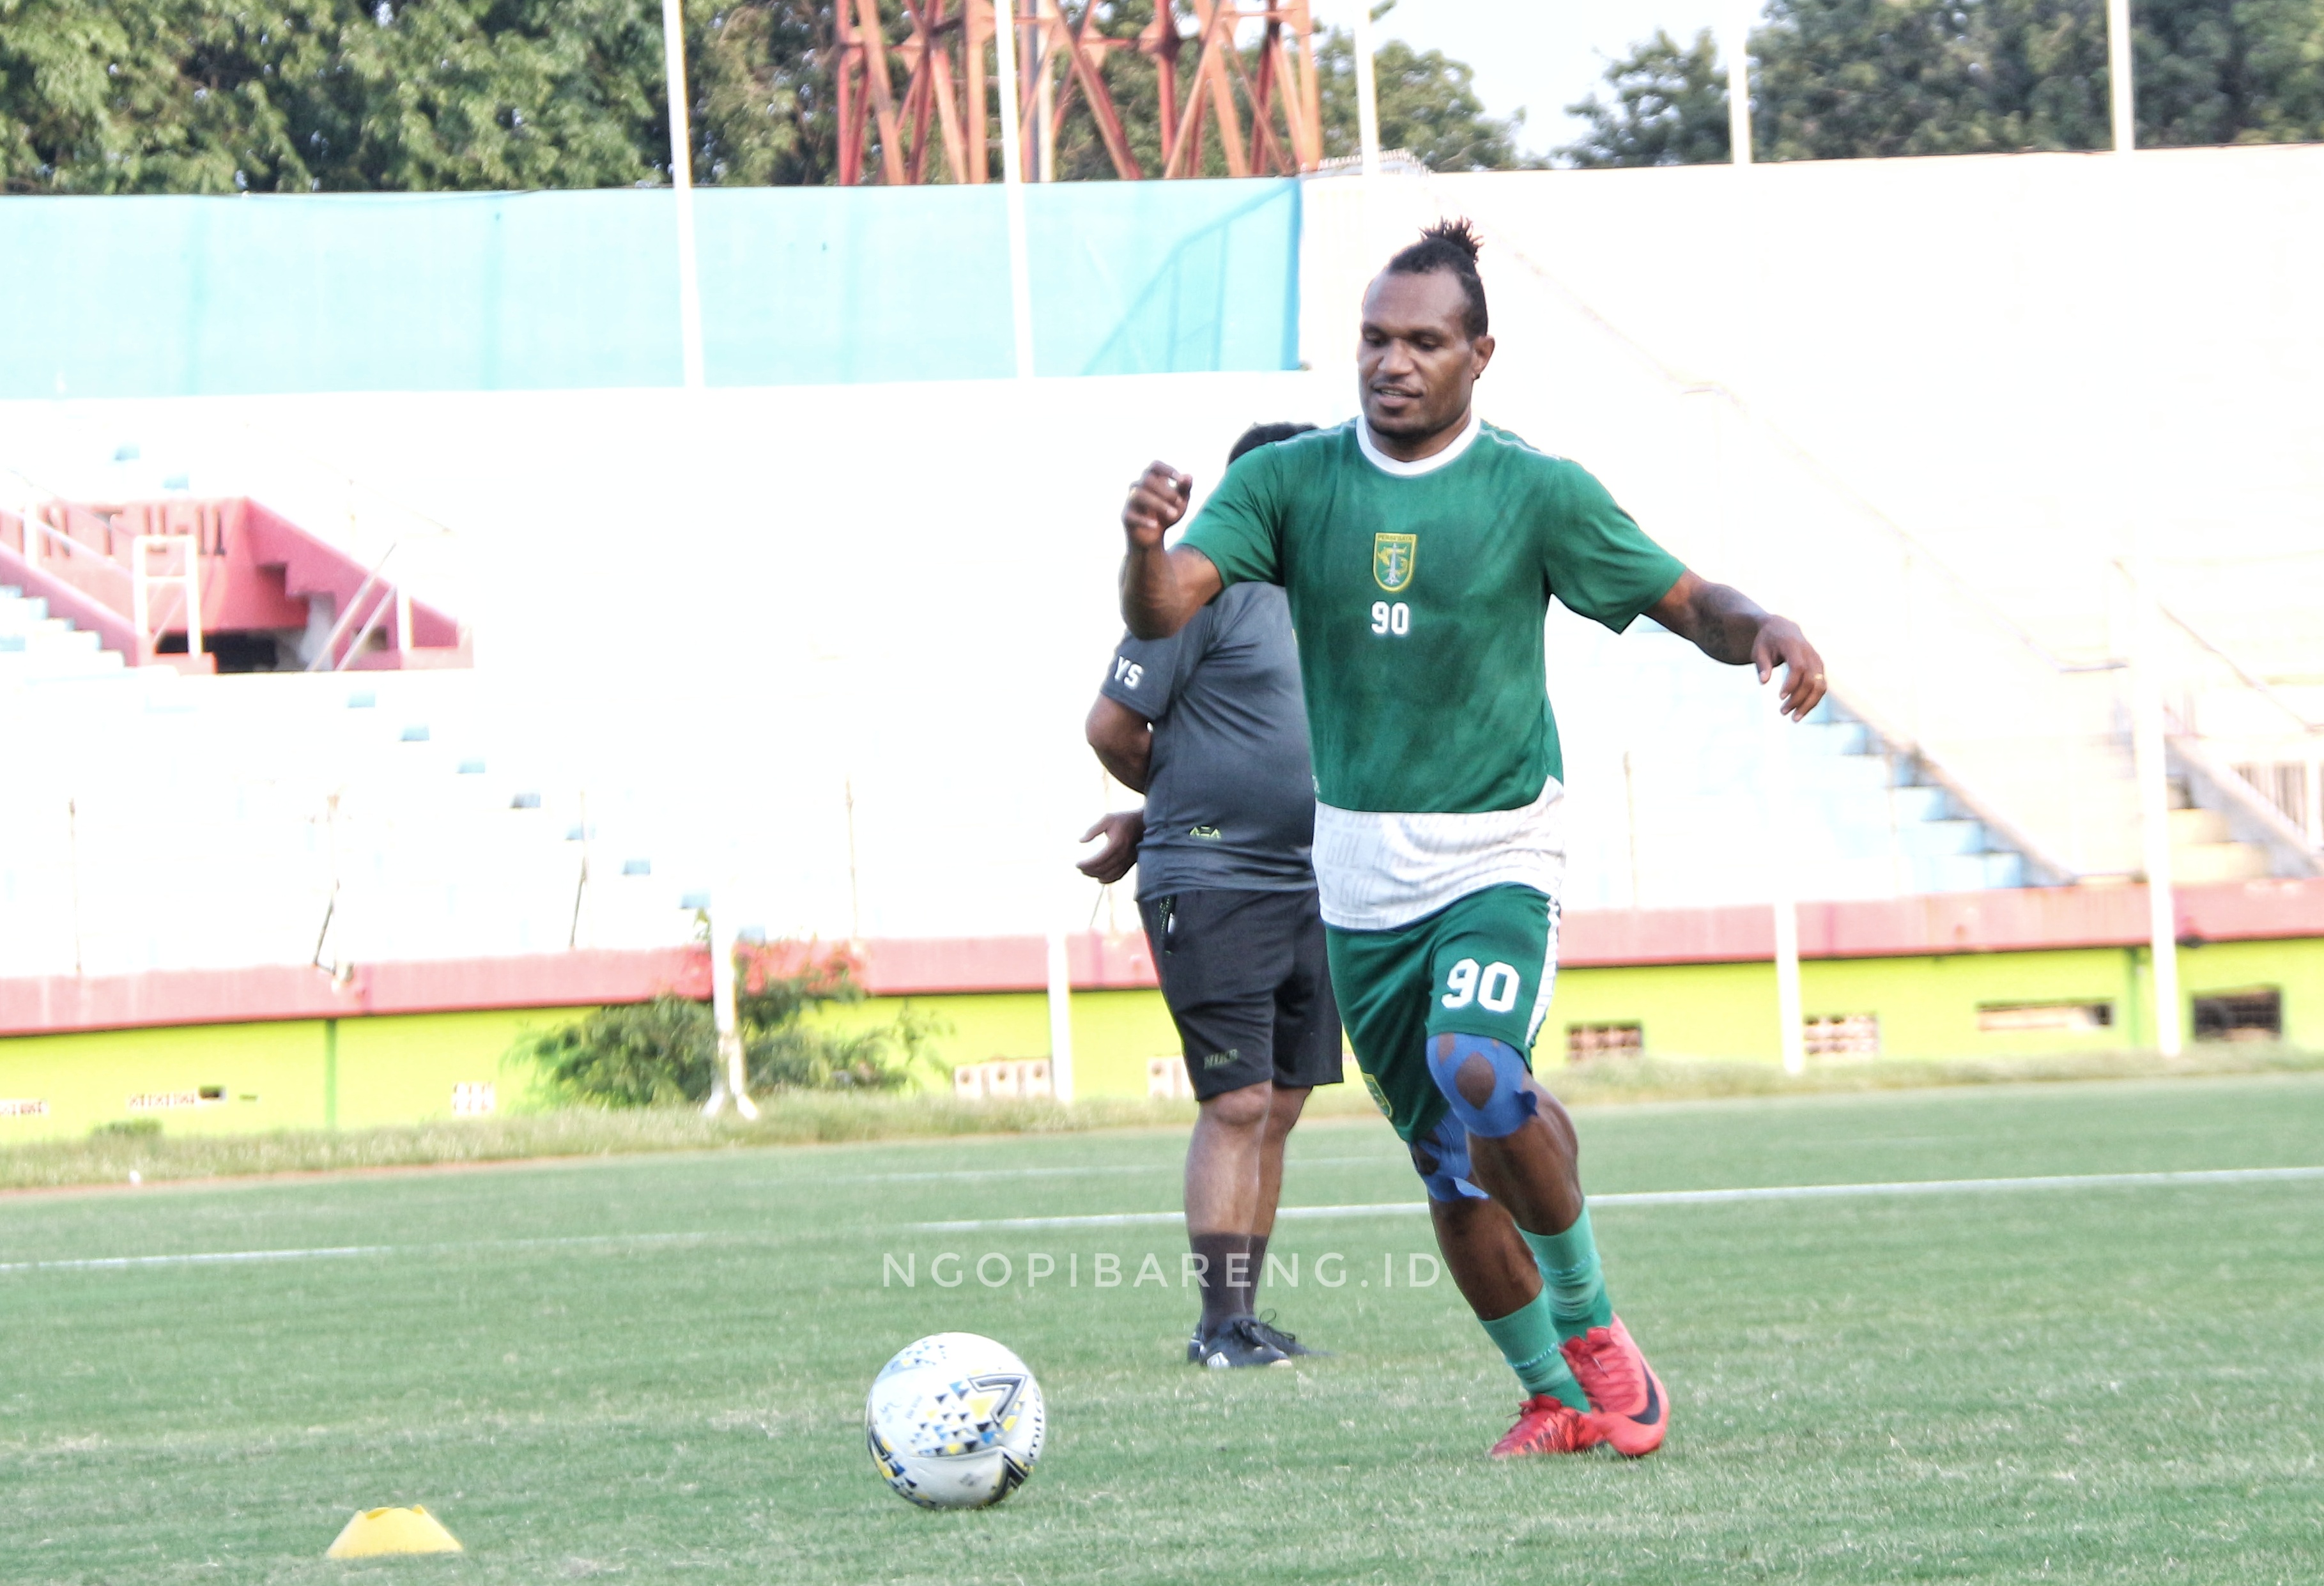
1383;219;1488;340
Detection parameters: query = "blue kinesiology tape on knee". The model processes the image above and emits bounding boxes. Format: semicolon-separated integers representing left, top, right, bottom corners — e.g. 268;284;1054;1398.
1425;1033;1537;1139
1408;1112;1489;1202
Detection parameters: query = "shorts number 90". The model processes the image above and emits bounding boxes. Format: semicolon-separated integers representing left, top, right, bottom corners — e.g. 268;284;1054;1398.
1442;957;1521;1013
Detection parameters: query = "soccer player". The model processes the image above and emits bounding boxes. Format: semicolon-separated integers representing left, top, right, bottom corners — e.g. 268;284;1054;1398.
1081;421;1344;1370
1112;220;1828;1457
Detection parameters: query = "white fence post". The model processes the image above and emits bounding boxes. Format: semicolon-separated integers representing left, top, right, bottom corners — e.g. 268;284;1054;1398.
182;535;203;659
992;0;1036;379
703;902;759;1119
659;0;706;390
2128;555;2183;1056
1350;0;1382;184
1045;927;1075;1104
130;534;152;663
2105;0;2137;155
1725;6;1754;167
1764;689;1805;1074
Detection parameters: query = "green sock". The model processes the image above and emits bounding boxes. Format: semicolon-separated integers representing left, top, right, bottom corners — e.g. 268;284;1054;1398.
1519;1206;1614;1340
1477;1290;1590;1405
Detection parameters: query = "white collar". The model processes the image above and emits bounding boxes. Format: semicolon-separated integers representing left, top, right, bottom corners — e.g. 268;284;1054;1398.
1356;408;1482;478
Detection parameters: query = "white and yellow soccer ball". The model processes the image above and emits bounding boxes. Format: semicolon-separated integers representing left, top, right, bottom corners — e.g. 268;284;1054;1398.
865;1333;1046;1510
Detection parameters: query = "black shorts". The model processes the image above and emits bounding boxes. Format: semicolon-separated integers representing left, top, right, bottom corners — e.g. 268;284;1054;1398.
1139;888;1344;1102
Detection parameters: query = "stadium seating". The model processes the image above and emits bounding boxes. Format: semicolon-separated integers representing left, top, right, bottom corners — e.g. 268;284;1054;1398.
0;589;123;683
1553;620;2036;912
4;150;2318;974
0;637;690;978
0;565;2047;976
1304;157;2321;896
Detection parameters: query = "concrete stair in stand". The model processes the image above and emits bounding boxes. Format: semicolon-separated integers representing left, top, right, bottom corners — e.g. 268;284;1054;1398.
0;588;127;682
0;496;464;674
2169;786;2272;884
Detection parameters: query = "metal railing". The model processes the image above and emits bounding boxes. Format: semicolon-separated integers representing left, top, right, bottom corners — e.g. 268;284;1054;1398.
4;463;443;672
6;497;206;664
228;421;468;656
129;534;202;661
304;540;403;673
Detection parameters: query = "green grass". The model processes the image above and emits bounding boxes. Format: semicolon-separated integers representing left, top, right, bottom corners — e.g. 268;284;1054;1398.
6;1074;2323;1583
0;1093;1205;1193
8;1045;2318;1194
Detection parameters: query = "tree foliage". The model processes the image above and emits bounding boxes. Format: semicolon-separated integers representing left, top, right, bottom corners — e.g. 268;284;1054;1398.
1036;12;1537;180
1560;28;1732;167
1558;0;2324;167
0;0;671;192
689;0;836;185
527;947;938;1107
1750;0;2114;158
1316;31;1538;171
0;0;1532;191
2134;0;2324;145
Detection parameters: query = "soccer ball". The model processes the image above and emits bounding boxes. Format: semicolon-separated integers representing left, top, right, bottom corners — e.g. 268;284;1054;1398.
865;1332;1046;1510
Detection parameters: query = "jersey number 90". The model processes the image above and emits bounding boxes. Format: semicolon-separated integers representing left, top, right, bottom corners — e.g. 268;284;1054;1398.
1370;601;1411;636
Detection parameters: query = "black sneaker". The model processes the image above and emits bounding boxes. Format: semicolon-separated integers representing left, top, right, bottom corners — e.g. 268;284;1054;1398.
1189;1316;1292;1369
1245;1313;1327;1359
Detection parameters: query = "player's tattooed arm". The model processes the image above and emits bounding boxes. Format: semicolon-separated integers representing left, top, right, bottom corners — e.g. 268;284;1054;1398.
1647;569;1830;720
1119;461;1222;639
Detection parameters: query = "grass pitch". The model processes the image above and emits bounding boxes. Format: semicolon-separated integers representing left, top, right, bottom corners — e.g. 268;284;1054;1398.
6;1074;2322;1583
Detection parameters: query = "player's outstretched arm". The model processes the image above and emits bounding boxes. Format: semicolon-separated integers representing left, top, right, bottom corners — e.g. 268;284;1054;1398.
1120;461;1222;640
1647;570;1829;721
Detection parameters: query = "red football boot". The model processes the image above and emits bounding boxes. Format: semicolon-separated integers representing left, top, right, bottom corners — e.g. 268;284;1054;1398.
1488;1393;1606;1458
1559;1315;1668;1457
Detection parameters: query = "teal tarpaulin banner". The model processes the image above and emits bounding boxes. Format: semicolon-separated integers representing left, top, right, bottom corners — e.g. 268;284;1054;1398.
0;180;1300;396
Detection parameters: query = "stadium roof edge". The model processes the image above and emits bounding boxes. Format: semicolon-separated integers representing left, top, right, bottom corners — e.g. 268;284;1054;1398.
3;881;2320;1039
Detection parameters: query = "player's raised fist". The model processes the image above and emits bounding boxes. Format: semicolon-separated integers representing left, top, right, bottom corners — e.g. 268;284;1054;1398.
1122;463;1192;548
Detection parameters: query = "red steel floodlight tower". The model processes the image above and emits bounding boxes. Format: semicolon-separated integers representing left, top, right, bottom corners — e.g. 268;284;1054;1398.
833;0;1325;186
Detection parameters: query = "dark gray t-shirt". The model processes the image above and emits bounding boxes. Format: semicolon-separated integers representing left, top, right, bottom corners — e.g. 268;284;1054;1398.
1101;581;1316;900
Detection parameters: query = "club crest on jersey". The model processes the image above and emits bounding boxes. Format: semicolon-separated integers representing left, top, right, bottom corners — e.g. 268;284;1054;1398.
1373;533;1417;592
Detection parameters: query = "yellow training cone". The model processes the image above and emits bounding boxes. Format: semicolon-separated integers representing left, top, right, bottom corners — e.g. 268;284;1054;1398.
325;1505;464;1558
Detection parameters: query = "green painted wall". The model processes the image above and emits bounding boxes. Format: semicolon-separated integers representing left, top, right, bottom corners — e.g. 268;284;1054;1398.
806;990;1182;1102
0;1008;586;1144
0;1020;327;1141
1068;990;1186;1099
1;939;2314;1141
1548;940;2323;1061
808;992;1051;1073
335;1008;577;1124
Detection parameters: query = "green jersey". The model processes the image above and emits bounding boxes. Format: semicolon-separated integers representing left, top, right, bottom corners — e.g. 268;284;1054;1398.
1180;414;1684;817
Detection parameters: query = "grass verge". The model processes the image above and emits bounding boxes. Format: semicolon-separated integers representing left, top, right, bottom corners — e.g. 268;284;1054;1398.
4;1043;2317;1194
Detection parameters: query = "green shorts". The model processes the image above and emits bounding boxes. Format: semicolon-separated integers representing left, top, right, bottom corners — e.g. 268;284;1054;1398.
1324;884;1561;1144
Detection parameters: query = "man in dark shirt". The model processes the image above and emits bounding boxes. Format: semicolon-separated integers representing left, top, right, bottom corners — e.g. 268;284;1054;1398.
1079;421;1343;1369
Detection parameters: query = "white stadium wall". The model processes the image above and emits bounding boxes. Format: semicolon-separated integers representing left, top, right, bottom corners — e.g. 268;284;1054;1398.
1304;147;2324;893
4;145;2321;971
1305;146;2324;617
3;374;1339;965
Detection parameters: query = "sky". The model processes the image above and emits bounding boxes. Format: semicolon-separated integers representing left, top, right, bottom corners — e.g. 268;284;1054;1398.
1330;0;1739;158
